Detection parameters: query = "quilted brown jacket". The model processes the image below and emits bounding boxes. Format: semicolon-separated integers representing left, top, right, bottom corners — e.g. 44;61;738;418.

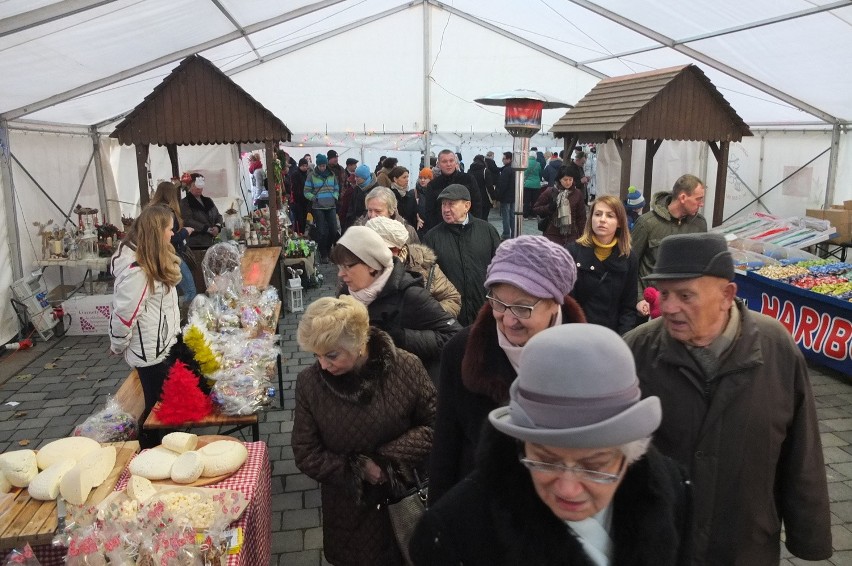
399;243;462;317
293;328;437;565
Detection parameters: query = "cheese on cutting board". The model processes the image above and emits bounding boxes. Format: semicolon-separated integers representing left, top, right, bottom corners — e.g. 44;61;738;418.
128;446;179;480
161;432;198;454
28;459;76;500
59;446;118;505
126;475;156;503
170;451;204;484
36;437;100;470
0;449;38;487
198;441;247;477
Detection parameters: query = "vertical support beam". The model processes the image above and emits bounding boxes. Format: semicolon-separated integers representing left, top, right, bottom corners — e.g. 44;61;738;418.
512;135;531;238
713;140;730;227
135;143;150;207
166;144;180;179
0;119;23;281
616;138;633;201
89;127;109;223
643;139;662;213
825;123;841;209
422;0;432;167
266;140;281;246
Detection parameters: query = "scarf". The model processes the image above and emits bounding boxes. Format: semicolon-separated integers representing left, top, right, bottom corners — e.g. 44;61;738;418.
554;189;573;234
350;267;393;306
592;236;618;262
496;308;563;371
391;182;408;199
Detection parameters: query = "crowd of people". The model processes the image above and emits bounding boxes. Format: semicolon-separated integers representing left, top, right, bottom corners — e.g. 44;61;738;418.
110;148;833;566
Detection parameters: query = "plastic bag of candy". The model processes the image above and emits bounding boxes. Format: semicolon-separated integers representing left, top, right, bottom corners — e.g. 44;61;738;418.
210;368;276;415
73;396;138;442
3;544;40;566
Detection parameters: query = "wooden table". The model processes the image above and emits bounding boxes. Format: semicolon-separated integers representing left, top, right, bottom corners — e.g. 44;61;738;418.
144;404;260;442
0;441;139;551
36;257;111;300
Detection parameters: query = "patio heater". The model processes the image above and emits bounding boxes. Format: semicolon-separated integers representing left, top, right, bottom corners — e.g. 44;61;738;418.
474;90;571;237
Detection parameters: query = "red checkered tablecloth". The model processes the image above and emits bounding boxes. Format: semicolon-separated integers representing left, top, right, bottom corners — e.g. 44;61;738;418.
1;442;271;566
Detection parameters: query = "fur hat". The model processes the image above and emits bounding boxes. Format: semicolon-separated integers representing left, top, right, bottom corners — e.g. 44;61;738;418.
484;235;576;304
645;233;734;281
489;324;661;448
366;216;409;249
336;226;393;271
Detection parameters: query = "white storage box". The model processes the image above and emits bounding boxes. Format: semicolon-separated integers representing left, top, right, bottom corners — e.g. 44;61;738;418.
62;294;113;335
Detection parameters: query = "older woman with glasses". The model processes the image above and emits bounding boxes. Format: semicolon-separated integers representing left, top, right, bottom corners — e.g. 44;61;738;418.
411;324;691;565
427;235;586;505
293;295;437;565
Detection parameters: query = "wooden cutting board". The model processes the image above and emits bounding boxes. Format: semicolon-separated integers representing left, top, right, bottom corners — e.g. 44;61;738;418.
148;435;243;488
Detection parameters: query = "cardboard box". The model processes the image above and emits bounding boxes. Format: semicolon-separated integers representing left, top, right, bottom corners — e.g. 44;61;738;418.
62;294;113;335
844;200;852;210
807;208;852;242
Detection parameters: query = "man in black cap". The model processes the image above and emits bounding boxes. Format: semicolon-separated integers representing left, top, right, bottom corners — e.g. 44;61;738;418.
623;232;831;566
423;149;482;232
424;184;500;325
326;149;345;192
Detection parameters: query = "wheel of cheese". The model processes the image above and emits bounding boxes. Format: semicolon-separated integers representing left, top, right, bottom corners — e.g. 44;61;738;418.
128;446;179;480
35;437;100;470
170;451;204;484
198;441;247;477
28;459;76;500
0;449;38;488
161;432;198;454
126;475;157;503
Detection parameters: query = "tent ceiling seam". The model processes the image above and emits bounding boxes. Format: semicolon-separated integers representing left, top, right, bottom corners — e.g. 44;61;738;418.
0;0;120;40
208;0;262;63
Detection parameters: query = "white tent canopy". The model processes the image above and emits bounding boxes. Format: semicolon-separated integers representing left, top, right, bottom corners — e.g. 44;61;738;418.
2;0;852;342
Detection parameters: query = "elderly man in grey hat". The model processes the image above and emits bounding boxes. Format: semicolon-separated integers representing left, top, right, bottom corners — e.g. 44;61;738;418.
411;324;691;565
623;232;831;565
424;184;501;326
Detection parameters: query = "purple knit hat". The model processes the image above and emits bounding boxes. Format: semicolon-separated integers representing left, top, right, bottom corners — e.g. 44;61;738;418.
484;235;577;304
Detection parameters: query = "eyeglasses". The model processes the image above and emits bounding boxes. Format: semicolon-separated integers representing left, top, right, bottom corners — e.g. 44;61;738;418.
486;294;541;319
337;263;361;272
519;454;625;484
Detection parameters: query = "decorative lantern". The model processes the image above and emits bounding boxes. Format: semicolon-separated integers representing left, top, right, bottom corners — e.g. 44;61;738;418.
474;90;571;237
80;233;98;259
286;279;304;313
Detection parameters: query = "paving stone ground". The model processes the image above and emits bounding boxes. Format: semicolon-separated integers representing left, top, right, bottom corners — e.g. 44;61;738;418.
3;225;852;564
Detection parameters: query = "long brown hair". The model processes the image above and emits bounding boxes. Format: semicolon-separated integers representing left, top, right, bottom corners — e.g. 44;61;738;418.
576;195;631;257
124;204;181;290
150;181;182;228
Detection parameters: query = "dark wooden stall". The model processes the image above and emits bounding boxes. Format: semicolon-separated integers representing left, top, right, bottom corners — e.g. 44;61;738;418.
550;65;752;226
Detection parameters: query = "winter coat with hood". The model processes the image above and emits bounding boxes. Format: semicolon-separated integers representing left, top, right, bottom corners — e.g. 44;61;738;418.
412;423;691;566
523;155;542;189
341;260;461;380
623;301;831;566
467;159;494;212
391;183;419;228
347;174;378;227
180;194;223;248
532;184;586;245
631;191;707;299
541;157;563;185
398;243;461;317
427;297;586;504
293;328;437;566
423;169;482;232
109;242;180;368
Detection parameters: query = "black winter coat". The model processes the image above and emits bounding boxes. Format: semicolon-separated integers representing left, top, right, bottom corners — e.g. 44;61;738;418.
180;194;223;248
567;242;639;335
423;218;501;326
423;171;482;231
428;297;586;505
496;164;515;203
411;425;692;566
467;160;493;218
343;260;461;380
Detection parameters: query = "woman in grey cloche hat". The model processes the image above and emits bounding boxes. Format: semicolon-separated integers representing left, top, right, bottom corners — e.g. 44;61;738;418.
410;324;691;566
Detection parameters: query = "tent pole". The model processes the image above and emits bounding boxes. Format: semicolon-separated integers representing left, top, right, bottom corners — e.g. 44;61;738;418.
89;127;109;224
0;119;23;281
422;0;432;167
825;123;841;209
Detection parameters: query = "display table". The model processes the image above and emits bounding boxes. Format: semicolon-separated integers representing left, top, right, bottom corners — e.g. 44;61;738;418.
0;442;271;566
736;270;852;375
36;257;111;299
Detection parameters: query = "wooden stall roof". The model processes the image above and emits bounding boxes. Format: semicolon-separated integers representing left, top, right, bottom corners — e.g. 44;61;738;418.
111;54;291;146
550;65;752;143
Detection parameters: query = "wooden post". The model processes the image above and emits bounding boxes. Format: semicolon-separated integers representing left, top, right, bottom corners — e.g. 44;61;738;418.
713;140;730;227
135;143;150;206
166;144;179;179
615;139;633;201
266;140;281;246
643;139;662;213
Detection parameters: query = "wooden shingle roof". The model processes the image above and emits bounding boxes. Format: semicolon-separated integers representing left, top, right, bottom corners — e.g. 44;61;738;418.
111;55;291;146
550;65;751;143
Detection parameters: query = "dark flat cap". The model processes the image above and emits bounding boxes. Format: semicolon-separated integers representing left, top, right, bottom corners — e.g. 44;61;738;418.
345;157;359;166
644;233;734;281
437;184;471;201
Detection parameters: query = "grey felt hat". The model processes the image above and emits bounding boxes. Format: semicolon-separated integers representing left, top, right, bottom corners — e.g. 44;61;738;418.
644;232;734;281
489;324;661;448
437;184;471;201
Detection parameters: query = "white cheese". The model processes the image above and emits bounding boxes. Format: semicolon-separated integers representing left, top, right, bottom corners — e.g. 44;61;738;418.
0;470;10;493
0;450;38;488
126;475;157;503
127;447;179;480
28;459;76;500
198;441;247;477
35;437;100;470
170;451;204;484
161;432;198;454
59;466;91;505
58;446;118;505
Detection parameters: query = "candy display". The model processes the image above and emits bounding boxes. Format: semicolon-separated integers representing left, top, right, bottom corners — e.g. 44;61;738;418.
717;212;835;249
72;397;138;442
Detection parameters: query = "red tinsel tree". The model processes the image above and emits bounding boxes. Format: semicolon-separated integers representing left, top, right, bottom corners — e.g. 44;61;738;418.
153;361;213;424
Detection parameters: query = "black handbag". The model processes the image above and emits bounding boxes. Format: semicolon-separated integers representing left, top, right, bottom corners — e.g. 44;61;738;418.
385;471;428;566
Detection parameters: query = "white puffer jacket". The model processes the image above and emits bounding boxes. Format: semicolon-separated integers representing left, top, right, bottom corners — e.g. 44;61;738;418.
109;242;180;368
